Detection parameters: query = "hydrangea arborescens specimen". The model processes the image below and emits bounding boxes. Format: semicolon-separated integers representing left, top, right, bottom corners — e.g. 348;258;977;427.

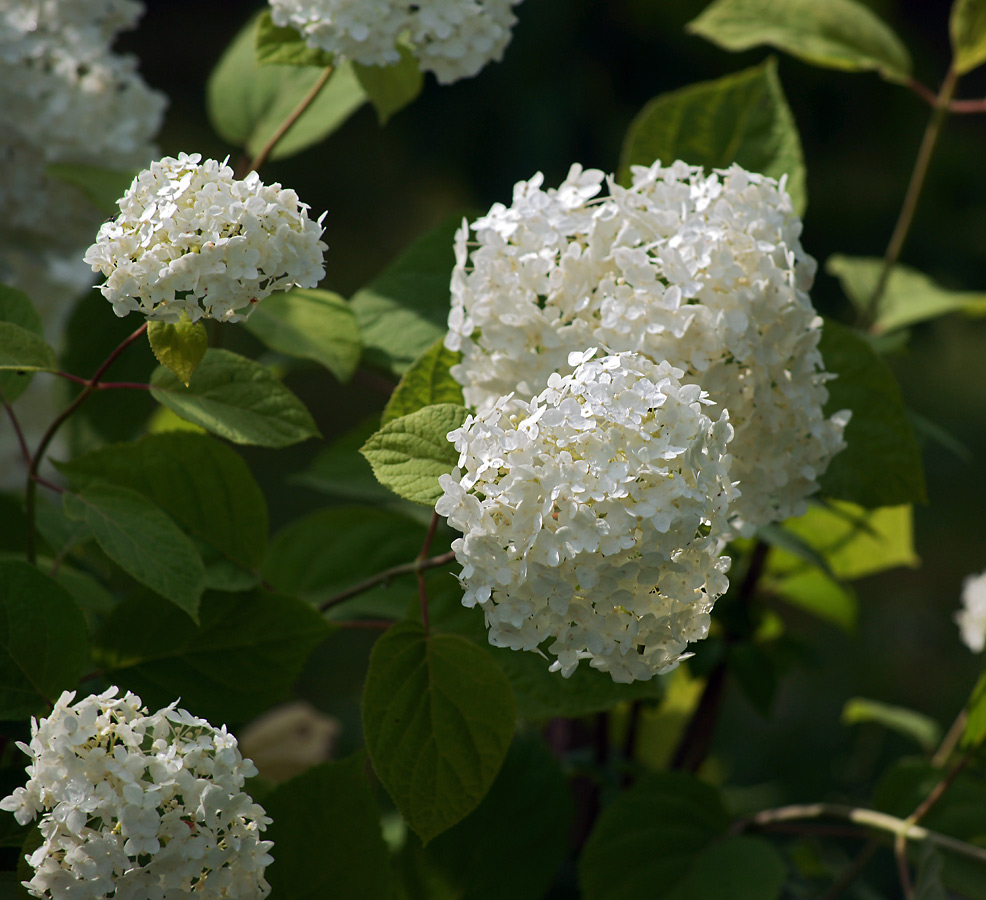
446;160;850;535
0;687;273;900
84;153;327;323
268;0;523;84
436;350;735;683
956;570;986;652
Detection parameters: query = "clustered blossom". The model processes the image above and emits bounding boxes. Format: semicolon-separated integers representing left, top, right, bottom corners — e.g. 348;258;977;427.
268;0;523;84
0;0;166;252
437;350;735;682
0;687;273;900
84;153;328;323
446;160;849;536
956;570;986;652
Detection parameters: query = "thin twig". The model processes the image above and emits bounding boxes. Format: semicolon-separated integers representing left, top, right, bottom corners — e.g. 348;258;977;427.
820;839;880;900
242;66;334;175
906;79;986;114
1;387;31;468
862;67;959;328
317;549;456;612
55;371;149;390
931;708;967;768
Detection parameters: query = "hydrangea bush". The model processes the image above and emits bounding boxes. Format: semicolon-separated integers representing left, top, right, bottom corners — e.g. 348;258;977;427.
1;2;985;900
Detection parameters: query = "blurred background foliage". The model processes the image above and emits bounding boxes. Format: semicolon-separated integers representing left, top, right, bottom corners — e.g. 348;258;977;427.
119;0;986;853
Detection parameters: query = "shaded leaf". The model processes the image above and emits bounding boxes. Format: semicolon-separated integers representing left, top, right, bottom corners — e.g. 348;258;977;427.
63;483;205;621
354;45;424;124
688;0;912;82
361;404;468;505
0;322;57;373
818;318;926;507
382;338;463;426
0;561;88;718
147;316;208;387
951;0;986;74
619;58;806;214
962;669;986;749
264;756;394;900
207;12;365;161
827;255;986;334
362;621;515;843
243;288;360;382
149;348;319;447
350;215;463;374
842;697;941;752
57;432;268;571
0;284;44;402
94;590;332;723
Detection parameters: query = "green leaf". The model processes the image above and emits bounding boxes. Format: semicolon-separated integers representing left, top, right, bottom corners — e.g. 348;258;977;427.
354;45;424;124
147;316;208;387
951;0;986;74
243;288;361;382
263;506;424;610
149;348;319;447
264;756;394;900
827;255;986;335
962;669;986;748
291;417;395;503
0;284;44;402
361;404;468;506
580;771;786;900
350;215;463;374
94;590;331;723
0;322;57;373
427;579;664;719
619;58;806;214
254;9;335;67
770;500;919;581
63;483;205;621
57;432;268;571
400;736;573;900
207;12;366;161
687;0;912;82
382;339;463;426
914;844;948;900
842;697;942;752
0;561;88;718
818;318;926;507
765;567;858;631
362;621;515;843
45;163;135;215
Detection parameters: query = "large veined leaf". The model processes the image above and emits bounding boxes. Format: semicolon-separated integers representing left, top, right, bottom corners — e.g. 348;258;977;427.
0;561;88;718
147;317;208;387
619;58;806;214
350;215;463;374
63;483;205;620
149;348;319;447
827;255;986;334
243;288;361;382
580;771;786;900
264;756;394;900
0;284;45;402
688;0;912;82
57;432;269;571
94;590;332;723
951;0;986;74
818;319;926;507
0;322;57;374
207;12;366;161
362;621;516;843
361;404;469;505
382;338;463;426
291;417;395;503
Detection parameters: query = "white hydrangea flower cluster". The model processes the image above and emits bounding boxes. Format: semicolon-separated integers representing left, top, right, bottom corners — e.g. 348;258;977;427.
436;350;735;682
84;153;328;323
446;159;849;536
0;0;166;252
268;0;522;84
956;570;986;653
0;687;273;900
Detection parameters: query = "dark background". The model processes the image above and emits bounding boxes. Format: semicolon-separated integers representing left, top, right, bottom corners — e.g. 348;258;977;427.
120;0;986;814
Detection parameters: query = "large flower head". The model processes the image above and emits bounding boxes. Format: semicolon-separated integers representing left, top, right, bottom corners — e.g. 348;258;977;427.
1;687;273;900
268;0;522;84
436;350;735;683
446;160;849;535
84;153;327;323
